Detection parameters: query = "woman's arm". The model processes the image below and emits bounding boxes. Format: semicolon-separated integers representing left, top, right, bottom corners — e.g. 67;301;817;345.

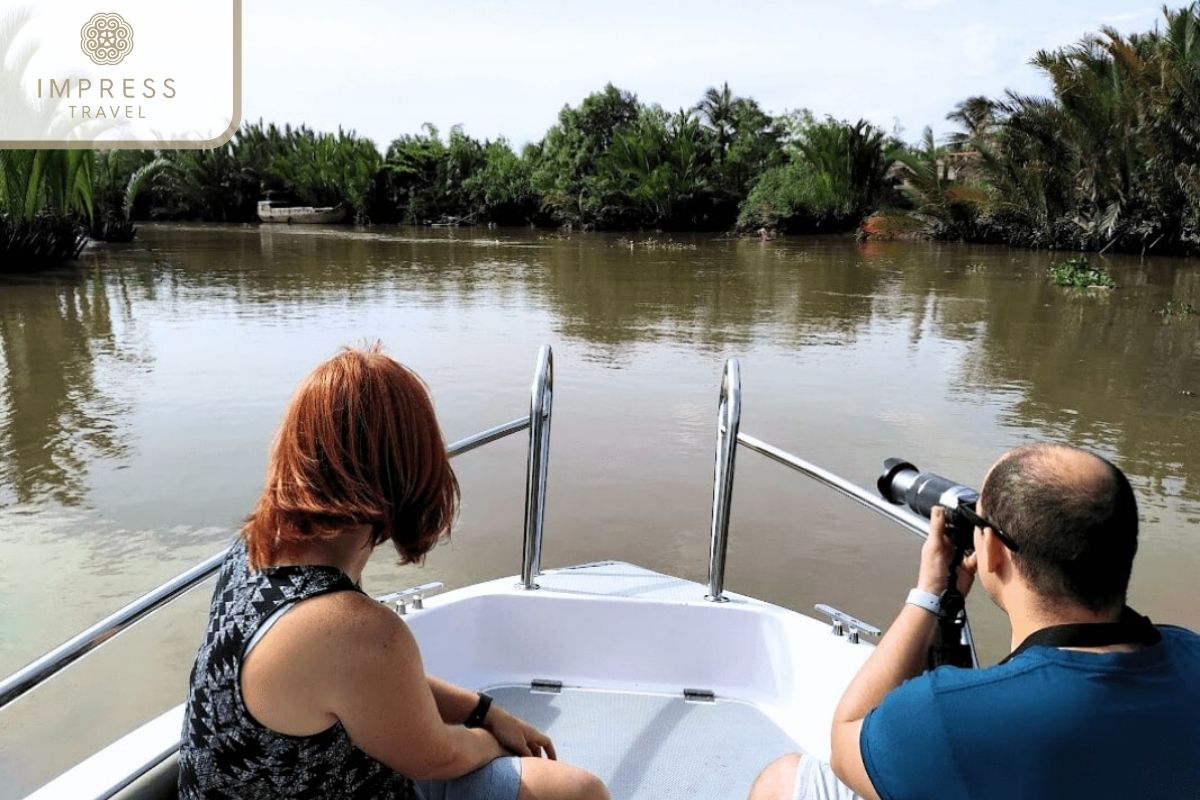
277;592;506;780
428;675;557;759
428;676;481;725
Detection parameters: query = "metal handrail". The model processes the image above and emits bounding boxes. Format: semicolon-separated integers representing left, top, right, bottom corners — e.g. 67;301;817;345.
0;348;555;710
704;357;978;665
705;359;741;601
736;432;933;539
519;345;553;589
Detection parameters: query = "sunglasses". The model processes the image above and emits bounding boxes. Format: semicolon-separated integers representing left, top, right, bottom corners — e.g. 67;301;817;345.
955;502;1020;552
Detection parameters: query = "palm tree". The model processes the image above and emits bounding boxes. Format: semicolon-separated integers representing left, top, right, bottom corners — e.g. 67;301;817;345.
894;127;987;239
945;96;999;151
1;11;97;268
795;118;892;219
1;149;94;269
89;150;167;241
694;83;737;157
602;107;714;228
932;3;1200;253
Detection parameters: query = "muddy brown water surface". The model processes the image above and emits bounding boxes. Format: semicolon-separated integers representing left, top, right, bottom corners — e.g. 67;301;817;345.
1;224;1198;796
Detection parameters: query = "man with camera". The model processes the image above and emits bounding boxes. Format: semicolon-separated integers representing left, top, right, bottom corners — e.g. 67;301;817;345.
749;443;1200;800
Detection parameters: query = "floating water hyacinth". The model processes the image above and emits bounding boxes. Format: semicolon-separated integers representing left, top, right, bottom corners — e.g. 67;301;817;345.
1048;256;1116;289
1158;300;1198;318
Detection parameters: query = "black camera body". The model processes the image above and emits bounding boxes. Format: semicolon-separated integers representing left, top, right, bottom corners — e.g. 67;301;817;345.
877;458;979;552
878;457;978;668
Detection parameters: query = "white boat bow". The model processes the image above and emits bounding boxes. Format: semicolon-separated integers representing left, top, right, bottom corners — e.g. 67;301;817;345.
10;346;963;800
28;561;876;800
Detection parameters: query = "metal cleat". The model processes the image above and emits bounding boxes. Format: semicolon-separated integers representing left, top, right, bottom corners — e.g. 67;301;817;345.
377;582;444;616
814;604;881;644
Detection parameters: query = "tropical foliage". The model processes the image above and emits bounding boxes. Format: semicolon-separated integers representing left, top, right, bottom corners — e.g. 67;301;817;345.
9;4;1200;270
900;3;1200;255
152;122;382;222
91;150;167;242
366;124;526;225
739;116;898;233
368;83;788;231
891;127;989;239
596;107;717;229
0;150;94;270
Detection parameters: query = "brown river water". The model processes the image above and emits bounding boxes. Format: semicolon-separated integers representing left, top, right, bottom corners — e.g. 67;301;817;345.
1;224;1198;796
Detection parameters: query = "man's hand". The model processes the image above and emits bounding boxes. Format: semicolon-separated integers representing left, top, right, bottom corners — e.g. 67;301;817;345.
484;707;557;759
916;506;978;597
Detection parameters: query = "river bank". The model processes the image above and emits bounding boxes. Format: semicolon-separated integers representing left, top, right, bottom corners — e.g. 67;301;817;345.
10;6;1200;277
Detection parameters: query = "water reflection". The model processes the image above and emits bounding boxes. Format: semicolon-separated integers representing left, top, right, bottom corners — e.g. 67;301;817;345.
2;225;1196;512
535;238;890;352
943;254;1200;510
0;265;146;506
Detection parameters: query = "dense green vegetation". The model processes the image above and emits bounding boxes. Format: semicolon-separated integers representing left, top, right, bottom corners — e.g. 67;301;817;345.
363;84;800;230
152;122;382;222
7;86;888;239
899;3;1200;255
0;150;93;270
739;114;897;233
91;150;171;242
8;4;1200;270
365;123;533;226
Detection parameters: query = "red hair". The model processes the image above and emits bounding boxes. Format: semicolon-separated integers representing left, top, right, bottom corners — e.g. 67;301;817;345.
243;343;459;569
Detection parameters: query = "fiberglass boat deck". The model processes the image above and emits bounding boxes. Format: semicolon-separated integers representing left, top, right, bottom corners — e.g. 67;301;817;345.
7;347;967;800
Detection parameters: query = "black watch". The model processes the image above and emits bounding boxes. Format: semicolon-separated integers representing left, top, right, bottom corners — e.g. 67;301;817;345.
464;692;493;728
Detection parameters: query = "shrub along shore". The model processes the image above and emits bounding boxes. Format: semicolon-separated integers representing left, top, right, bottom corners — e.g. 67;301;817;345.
5;4;1200;270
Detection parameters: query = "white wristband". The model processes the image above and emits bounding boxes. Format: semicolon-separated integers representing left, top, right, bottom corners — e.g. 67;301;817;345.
906;588;942;616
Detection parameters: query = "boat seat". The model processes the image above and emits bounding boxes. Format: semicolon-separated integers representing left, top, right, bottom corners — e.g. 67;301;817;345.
111;751;178;800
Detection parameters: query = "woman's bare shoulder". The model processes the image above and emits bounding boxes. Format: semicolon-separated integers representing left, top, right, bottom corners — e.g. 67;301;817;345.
246;590;420;699
276;589;409;650
242;590;418;735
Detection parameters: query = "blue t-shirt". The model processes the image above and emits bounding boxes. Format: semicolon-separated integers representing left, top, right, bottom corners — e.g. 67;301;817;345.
860;625;1200;800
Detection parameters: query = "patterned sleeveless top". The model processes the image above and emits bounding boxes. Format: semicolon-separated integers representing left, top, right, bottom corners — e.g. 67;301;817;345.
178;538;417;799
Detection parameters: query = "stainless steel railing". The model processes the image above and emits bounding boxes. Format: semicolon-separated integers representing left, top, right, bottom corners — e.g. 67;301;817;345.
0;346;556;710
705;359;741;602
704;358;978;663
520;346;553;589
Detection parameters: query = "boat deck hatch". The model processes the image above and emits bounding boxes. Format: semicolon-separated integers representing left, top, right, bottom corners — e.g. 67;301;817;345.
488;684;797;800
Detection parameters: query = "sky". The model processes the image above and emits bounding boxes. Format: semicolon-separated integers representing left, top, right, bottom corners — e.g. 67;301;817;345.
241;1;1168;149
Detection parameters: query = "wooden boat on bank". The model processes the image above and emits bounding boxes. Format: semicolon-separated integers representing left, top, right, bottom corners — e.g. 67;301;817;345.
256;196;346;224
4;347;968;800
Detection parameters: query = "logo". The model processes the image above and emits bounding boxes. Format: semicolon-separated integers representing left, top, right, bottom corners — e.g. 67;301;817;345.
3;1;240;149
80;12;134;66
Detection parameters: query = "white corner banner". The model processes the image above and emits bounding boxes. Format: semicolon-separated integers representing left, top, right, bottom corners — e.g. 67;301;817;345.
0;0;241;148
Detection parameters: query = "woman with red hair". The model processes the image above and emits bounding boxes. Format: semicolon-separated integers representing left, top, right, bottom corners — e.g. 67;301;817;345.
178;344;608;800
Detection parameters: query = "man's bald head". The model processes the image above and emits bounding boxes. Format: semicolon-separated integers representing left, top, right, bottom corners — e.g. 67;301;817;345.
980;443;1138;612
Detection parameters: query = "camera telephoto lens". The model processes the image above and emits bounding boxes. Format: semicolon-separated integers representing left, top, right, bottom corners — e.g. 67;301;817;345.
878;458;979;550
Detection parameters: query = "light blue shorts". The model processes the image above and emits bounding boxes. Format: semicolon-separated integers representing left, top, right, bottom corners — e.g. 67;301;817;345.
414;756;522;800
792;753;863;800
